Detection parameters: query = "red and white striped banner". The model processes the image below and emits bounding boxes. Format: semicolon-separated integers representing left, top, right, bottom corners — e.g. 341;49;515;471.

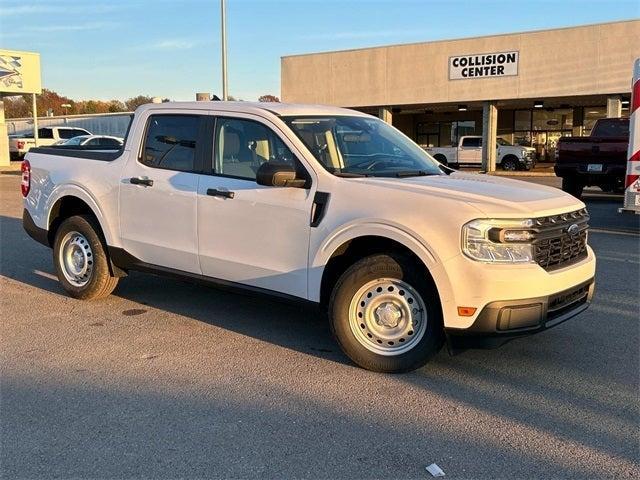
622;58;640;212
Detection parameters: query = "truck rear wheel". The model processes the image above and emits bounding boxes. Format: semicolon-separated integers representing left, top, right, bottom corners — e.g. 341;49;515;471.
433;154;448;166
561;177;584;199
329;253;444;373
53;215;119;300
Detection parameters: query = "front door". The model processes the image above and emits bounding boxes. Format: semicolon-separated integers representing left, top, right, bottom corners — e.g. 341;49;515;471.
119;112;207;273
197;114;314;299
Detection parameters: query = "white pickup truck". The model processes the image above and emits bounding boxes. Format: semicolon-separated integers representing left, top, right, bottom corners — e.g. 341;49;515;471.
425;135;536;170
22;102;595;373
9;126;91;159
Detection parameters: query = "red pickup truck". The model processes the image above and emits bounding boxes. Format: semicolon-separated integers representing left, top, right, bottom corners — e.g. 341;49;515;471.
555;118;629;198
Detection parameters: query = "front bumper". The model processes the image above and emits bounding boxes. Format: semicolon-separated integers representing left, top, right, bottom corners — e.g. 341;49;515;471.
445;278;594;349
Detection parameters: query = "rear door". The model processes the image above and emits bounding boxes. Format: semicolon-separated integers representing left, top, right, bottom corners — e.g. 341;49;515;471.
119;111;208;273
197;113;314;298
458;137;482;165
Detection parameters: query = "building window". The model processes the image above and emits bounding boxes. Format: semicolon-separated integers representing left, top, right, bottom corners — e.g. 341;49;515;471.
532;108;573;131
584;106;607;135
514;110;531;131
416;120;476;147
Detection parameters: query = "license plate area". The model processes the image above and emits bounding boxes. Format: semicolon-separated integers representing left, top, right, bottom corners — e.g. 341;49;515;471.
587;164;603;172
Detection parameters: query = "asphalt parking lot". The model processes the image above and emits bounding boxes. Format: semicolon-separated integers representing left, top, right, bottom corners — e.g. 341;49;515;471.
1;171;639;479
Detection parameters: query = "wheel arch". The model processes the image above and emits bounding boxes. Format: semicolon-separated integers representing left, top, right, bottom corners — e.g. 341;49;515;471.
46;188;113;247
311;223;452;310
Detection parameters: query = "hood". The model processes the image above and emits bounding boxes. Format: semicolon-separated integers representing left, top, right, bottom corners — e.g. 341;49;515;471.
352;172;583;217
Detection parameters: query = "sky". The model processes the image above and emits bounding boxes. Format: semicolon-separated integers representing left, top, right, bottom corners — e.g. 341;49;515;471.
0;0;638;102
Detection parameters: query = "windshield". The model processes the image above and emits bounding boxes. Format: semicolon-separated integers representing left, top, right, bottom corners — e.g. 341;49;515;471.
283;116;443;177
496;138;512;146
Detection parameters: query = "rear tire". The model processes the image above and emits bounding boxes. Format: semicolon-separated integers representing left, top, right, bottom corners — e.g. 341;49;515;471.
329;253;444;373
53;215;119;300
433;154;448;166
561;176;584;199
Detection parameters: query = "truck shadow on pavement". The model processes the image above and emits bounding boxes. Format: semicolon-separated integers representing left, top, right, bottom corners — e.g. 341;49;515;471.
2;212;639;477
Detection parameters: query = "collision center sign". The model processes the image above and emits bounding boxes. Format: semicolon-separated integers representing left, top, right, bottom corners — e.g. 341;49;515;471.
449;51;519;80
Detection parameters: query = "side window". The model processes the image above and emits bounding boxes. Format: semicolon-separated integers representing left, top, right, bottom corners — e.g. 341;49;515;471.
38;128;54;139
86;138;101;146
461;137;481;148
101;138;122;147
214;117;295;181
58;129;82;139
141;115;200;172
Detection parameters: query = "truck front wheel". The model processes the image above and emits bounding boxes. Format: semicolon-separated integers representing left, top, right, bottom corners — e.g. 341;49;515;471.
501;156;519;171
329;253;444;373
53;215;119;300
561;177;585;199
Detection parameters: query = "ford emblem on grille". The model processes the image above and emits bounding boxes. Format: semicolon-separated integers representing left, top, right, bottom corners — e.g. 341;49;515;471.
567;224;580;236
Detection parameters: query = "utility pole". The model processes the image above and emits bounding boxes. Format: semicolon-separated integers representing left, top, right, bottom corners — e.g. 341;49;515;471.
221;0;228;100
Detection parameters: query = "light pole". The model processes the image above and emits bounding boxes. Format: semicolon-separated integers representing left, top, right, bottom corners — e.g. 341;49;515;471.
221;0;228;100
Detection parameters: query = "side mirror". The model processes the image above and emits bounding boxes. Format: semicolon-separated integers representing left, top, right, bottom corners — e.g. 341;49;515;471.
256;162;306;188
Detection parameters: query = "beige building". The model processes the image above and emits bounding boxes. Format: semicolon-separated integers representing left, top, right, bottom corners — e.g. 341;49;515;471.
281;20;640;167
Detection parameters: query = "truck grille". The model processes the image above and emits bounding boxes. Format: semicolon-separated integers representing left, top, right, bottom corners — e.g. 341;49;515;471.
533;208;589;271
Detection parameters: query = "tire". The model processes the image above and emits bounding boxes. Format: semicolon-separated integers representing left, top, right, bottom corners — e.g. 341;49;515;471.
329;253;444;373
501;156;518;171
53;215;119;300
433;154;448;166
561;176;584;199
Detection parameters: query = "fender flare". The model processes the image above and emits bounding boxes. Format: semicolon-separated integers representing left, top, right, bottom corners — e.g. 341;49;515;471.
308;220;454;304
45;184;115;245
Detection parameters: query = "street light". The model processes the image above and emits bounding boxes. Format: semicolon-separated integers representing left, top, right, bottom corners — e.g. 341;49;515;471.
221;0;228;100
61;103;71;115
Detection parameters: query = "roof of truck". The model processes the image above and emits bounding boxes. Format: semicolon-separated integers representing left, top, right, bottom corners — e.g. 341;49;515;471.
136;101;371;117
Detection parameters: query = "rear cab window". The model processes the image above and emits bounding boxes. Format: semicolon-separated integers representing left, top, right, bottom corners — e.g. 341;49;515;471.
591;119;629;137
461;137;481;148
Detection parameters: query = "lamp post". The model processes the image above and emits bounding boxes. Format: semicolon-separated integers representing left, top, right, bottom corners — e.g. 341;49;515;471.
221;0;228;100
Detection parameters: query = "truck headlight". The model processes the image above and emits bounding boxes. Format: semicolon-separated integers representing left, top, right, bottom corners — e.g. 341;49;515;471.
462;219;536;263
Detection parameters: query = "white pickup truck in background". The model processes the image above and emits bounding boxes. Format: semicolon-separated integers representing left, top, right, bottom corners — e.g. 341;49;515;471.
9;126;91;159
425;135;536;170
22;102;595;373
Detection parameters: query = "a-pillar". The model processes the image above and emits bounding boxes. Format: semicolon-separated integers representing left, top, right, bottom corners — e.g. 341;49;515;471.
482;101;498;172
0;99;9;167
606;95;622;118
378;106;392;125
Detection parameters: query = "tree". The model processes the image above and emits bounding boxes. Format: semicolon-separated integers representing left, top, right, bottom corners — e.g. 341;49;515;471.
108;100;127;112
125;95;154;111
258;94;280;103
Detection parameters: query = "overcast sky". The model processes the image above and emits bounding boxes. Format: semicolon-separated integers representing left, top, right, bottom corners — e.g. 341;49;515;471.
0;0;637;101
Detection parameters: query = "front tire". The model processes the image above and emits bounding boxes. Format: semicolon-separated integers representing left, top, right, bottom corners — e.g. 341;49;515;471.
53;215;118;300
501;156;518;171
329;253;444;373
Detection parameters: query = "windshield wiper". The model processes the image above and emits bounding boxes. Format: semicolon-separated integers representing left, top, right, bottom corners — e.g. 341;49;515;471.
394;170;437;178
332;171;371;178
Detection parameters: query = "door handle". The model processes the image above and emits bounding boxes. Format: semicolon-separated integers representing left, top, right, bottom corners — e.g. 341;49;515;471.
130;177;154;187
207;188;235;199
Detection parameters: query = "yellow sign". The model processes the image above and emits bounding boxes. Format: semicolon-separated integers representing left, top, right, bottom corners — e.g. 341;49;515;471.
0;49;42;94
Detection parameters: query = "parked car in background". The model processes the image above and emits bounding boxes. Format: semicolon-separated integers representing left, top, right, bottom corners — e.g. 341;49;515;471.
424;136;535;170
555;118;629;198
9;126;92;159
22;102;595;373
54;135;124;148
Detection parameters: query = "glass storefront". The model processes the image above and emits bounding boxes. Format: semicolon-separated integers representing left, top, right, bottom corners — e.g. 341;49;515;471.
416;120;477;147
409;103;609;163
584;106;607;134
